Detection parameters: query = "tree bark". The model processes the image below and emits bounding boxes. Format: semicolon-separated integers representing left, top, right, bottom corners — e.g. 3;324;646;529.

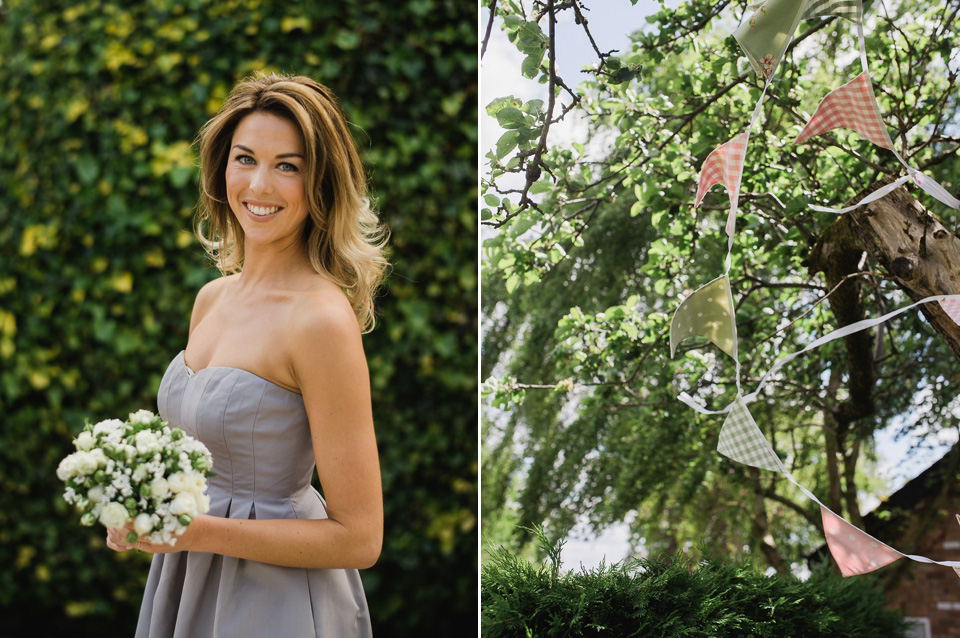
846;176;960;360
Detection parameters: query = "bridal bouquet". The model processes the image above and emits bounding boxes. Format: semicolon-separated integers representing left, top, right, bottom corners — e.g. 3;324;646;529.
57;409;214;546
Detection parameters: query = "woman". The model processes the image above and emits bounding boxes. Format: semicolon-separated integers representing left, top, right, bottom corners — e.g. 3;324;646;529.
105;72;388;638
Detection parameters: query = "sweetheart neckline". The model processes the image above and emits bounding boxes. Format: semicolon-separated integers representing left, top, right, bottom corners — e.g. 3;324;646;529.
177;351;302;396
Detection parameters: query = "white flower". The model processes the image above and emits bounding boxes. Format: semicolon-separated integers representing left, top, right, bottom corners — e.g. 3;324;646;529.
134;513;153;535
93;419;124;437
132;464;149;482
185;471;207;495
135;430;159;455
75;431;96;451
129;409;155;425
88;486;104;503
169;491;199;517
74;452;98;475
89;448;107;467
150;476;170;499
167;472;187;493
98;502;129;529
56;455;78;481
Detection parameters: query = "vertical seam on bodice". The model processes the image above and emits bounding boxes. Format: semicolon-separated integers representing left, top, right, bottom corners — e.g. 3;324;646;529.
218;373;244;496
186;365;215;446
249;383;267;500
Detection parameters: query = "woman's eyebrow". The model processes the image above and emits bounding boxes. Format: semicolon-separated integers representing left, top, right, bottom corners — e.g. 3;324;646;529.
232;143;304;159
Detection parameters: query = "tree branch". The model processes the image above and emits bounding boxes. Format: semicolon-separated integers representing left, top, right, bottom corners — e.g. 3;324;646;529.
481;0;498;59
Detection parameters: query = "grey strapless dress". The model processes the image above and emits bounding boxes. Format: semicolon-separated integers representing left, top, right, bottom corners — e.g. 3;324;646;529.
135;351;372;638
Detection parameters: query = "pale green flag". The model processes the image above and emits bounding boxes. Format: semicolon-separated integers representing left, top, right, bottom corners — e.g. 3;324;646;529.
733;0;807;79
716;396;784;472
669;274;737;360
734;0;862;78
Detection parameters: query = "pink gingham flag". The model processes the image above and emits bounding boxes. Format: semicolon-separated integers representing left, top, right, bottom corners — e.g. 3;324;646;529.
939;297;960;326
821;505;902;577
694;132;749;208
795;72;894;150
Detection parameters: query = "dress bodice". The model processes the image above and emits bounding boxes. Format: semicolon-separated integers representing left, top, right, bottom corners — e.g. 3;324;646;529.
157;351;317;519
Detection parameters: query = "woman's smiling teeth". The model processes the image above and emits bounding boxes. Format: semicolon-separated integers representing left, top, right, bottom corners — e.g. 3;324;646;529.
246;203;281;216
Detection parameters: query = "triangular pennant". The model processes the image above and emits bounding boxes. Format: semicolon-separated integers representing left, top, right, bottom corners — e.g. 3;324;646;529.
694;132;749;209
669;274;738;360
795;72;894;150
821;506;902;577
939;297;960;326
733;0;807;79
800;0;861;24
717;396;784;471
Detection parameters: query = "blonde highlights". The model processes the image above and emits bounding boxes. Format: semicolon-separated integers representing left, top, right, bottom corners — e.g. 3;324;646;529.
195;72;389;332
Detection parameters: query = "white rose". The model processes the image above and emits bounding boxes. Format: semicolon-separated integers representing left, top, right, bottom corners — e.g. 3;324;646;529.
150;476;170;499
135;430;159;455
129;409;155;425
134;513;153;536
88;486;104;503
126;445;137;460
167;472;187;493
74;452;98;475
169;491;198;517
98;502;129;529
89;448;107;467
75;431;96;451
185;471;207;494
196;492;211;513
56;455;78;481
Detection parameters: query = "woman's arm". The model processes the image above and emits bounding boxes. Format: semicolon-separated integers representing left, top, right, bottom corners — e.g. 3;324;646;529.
107;292;383;570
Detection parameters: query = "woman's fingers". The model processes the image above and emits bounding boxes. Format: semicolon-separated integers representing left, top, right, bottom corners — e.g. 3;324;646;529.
106;527;135;552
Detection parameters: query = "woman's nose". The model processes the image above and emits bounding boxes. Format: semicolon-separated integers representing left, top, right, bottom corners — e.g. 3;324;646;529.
249;166;273;194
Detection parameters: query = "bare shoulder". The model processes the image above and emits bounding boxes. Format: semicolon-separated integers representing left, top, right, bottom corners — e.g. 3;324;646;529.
288;278;361;342
286;278;367;383
189;274;235;334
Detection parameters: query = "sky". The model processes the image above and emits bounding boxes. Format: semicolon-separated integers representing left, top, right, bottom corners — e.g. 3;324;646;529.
479;1;959;574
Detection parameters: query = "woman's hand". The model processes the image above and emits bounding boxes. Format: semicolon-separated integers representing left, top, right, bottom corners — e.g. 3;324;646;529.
105;516;207;554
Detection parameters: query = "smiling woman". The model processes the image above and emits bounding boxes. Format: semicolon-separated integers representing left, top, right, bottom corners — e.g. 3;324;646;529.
102;73;390;638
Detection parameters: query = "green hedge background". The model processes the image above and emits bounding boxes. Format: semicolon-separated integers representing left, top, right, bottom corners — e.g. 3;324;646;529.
0;0;477;634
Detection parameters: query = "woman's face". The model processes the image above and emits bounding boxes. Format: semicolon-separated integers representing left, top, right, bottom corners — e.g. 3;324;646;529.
225;111;308;250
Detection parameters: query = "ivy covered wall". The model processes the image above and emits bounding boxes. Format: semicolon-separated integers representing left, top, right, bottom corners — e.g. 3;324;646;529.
0;0;476;634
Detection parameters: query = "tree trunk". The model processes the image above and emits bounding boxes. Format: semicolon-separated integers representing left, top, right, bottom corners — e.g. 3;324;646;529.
746;467;789;574
846;176;960;359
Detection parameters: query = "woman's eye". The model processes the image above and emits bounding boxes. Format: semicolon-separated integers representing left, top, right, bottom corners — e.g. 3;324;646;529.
278;162;298;173
235;154;255;165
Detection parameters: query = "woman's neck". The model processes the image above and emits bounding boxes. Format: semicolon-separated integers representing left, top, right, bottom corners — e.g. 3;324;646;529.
236;237;315;291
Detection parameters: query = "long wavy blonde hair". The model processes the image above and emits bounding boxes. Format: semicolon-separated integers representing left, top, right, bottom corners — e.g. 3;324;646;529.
195;72;389;332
